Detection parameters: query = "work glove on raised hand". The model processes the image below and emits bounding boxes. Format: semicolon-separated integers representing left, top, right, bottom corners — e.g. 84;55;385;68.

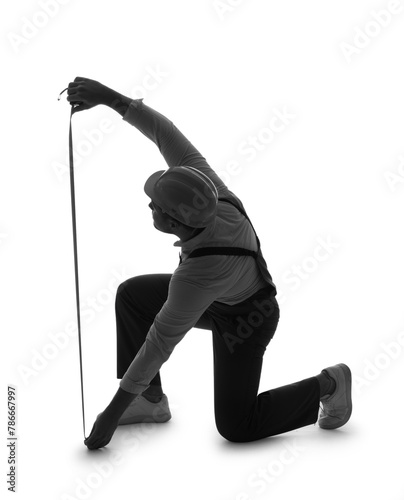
66;76;116;114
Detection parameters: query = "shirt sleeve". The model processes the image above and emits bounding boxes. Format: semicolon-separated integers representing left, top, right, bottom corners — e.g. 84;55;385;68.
122;98;227;194
119;257;232;394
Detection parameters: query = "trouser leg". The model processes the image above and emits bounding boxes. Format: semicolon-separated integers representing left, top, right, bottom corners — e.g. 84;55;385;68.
115;274;172;385
208;287;320;442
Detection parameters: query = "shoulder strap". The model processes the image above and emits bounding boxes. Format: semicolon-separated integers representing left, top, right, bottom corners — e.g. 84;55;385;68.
221;198;261;241
180;198;260;264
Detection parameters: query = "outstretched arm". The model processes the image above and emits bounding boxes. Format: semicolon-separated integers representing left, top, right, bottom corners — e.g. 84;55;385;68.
66;76;226;192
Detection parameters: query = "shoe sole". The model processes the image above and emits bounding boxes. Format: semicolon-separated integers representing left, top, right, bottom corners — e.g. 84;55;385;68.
97;407;171;426
119;413;171;425
319;363;352;430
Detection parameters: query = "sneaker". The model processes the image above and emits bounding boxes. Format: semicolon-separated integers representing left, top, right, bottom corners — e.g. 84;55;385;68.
118;394;172;425
318;363;352;430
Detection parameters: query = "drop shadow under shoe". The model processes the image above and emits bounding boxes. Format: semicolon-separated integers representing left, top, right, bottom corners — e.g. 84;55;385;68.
318;363;352;430
118;394;172;426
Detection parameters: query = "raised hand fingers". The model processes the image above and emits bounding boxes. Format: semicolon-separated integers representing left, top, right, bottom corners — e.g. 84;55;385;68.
66;83;84;112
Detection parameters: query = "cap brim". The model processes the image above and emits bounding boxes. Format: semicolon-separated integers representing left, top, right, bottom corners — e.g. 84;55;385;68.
144;170;165;201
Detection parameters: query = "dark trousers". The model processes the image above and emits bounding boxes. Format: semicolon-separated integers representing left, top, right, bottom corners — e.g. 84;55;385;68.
115;274;320;442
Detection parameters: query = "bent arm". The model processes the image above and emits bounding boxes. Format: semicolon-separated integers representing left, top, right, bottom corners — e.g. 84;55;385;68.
119;263;230;394
118;280;210;394
105;93;226;193
68;77;225;191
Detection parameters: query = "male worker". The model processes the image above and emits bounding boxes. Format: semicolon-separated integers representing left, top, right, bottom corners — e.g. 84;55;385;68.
65;77;352;450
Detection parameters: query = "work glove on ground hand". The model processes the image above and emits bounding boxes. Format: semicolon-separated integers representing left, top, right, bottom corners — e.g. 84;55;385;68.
84;411;119;450
84;387;138;450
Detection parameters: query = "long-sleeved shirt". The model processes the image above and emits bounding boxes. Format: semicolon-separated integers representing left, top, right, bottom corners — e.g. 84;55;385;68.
119;99;276;394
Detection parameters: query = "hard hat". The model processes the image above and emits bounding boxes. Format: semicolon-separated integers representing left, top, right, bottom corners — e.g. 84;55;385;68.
144;166;218;228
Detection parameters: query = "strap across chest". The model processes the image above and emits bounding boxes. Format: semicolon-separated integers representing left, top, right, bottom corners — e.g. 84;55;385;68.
179;198;260;264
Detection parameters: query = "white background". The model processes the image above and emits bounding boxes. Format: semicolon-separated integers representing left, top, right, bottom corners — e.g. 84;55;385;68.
2;1;404;499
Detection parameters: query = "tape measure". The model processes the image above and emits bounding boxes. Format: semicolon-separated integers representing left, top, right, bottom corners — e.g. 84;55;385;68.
58;87;86;439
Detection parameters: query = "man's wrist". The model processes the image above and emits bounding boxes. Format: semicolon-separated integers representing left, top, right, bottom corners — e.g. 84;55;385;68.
105;89;132;117
104;387;138;420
